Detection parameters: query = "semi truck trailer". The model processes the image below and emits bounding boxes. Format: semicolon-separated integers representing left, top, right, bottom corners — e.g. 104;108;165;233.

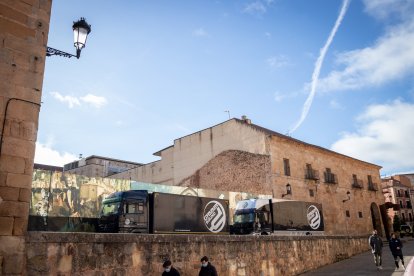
231;198;324;235
98;190;230;234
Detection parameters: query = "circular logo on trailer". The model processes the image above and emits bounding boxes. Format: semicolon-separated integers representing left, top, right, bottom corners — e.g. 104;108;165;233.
203;201;226;233
307;205;321;230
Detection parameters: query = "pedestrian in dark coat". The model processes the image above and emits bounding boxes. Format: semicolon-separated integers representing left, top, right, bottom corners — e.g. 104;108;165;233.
389;232;405;271
199;256;218;276
162;260;180;276
368;229;383;270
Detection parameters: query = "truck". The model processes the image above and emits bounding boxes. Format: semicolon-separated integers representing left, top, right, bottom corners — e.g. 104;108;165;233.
98;190;230;234
231;198;324;235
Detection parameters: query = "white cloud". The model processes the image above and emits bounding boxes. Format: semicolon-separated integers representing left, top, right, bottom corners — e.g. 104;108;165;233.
244;1;267;14
329;99;344;110
80;94;108;108
274;90;300;103
274;92;286;102
50;92;80;108
363;0;414;20
34;142;77;167
266;55;290;68
50;92;107;109
318;20;414;92
115;120;127;127
192;28;209;37
331;100;414;173
318;0;414;93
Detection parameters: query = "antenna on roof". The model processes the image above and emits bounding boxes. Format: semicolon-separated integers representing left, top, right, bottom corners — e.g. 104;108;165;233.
224;110;230;120
79;153;83;159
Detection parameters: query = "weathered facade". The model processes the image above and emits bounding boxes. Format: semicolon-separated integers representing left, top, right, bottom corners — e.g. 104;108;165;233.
112;118;385;236
0;0;52;274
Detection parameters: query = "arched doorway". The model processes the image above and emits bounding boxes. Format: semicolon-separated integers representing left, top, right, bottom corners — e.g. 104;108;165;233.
371;203;383;237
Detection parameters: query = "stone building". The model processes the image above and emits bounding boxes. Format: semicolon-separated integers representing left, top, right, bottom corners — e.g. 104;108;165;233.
111;117;385;236
0;0;52;274
63;155;142;178
382;175;414;227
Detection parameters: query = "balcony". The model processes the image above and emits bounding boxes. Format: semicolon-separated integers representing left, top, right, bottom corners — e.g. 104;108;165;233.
352;179;364;189
305;169;319;180
368;183;378;191
324;172;337;184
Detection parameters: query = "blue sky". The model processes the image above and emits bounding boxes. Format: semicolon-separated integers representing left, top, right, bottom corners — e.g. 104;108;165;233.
35;0;414;176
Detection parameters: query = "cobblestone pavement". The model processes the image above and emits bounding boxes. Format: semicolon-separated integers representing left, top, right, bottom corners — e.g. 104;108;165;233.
300;238;414;276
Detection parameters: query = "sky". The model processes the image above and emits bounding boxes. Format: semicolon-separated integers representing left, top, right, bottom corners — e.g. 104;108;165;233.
35;0;414;176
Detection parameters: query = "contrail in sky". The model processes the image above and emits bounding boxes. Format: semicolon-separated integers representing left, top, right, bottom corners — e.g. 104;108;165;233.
289;0;350;134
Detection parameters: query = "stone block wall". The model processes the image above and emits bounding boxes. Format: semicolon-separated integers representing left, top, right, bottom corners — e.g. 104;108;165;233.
179;150;272;194
0;0;52;274
26;232;369;275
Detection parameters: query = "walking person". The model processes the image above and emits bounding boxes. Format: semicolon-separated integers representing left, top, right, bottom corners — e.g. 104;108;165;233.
389;232;405;271
369;229;383;270
199;256;218;276
162;260;180;276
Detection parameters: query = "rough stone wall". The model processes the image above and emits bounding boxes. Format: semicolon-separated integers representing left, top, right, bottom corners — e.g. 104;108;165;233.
179;150;272;194
269;135;384;236
26;232;370;276
0;0;52;274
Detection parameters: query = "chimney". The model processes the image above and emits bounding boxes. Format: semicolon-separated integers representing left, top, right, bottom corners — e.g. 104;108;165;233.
241;115;251;124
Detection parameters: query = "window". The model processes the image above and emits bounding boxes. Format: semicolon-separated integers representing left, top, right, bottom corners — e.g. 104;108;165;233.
398;190;401;197
283;159;291;176
346;210;350;217
410;213;413;222
124;201;144;214
367;175;373;185
324;168;337;184
400;200;403;208
309;189;314;197
407;201;412;209
402;213;406;222
352;174;357;184
305;164;319;180
358;212;363;218
405;190;410;197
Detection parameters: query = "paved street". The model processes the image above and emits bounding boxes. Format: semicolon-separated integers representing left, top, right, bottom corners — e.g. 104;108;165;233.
301;237;414;276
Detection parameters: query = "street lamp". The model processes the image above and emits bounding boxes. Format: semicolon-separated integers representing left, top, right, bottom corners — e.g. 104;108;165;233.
342;191;351;203
46;17;91;59
282;183;292;198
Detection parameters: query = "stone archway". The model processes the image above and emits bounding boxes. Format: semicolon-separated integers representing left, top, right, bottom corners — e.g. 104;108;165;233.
370;203;384;237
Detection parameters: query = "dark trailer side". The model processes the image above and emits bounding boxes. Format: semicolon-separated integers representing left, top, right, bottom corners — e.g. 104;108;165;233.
232;198;324;235
98;190;230;234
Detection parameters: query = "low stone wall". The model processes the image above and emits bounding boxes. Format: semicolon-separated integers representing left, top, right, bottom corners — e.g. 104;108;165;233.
26;233;369;276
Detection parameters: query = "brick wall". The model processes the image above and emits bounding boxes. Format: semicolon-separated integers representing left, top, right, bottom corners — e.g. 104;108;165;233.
0;0;52;274
26;232;370;275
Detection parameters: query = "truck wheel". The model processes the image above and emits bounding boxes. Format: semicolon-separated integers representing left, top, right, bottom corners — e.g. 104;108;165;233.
261;232;268;235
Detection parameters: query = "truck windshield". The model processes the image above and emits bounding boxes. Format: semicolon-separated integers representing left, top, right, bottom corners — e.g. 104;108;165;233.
233;213;255;223
101;201;120;216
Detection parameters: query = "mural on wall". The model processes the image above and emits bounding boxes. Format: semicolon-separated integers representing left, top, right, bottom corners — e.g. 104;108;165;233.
30;169;131;232
30;169;271;232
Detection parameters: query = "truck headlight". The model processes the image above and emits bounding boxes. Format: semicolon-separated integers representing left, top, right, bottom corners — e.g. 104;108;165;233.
125;218;130;225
